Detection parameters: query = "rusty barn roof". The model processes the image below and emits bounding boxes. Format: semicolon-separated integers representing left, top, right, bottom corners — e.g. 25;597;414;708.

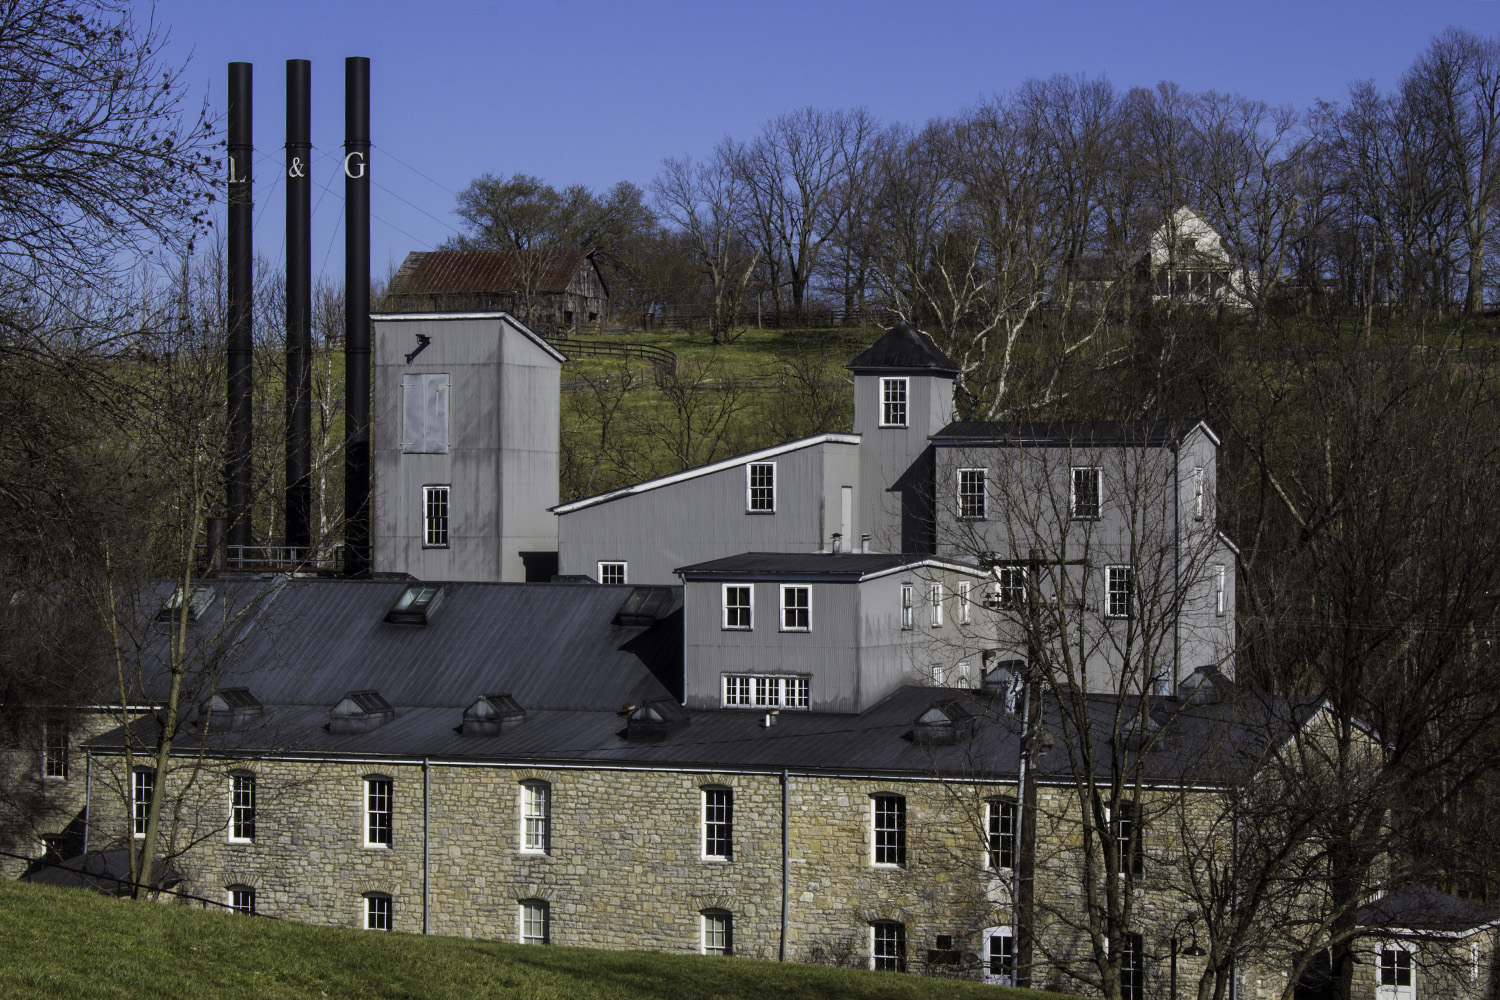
388;249;594;297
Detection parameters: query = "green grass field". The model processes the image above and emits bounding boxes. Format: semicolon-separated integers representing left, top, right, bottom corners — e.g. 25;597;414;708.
0;880;1082;1000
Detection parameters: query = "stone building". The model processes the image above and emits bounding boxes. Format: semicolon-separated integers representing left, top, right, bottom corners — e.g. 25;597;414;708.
9;319;1491;1000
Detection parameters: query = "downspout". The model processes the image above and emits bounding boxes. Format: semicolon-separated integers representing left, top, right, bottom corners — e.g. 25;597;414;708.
780;768;789;962
1230;796;1241;1000
1173;445;1181;692
423;757;430;935
82;750;92;854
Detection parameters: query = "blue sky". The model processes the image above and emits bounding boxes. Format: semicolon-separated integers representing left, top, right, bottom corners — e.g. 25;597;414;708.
148;0;1499;282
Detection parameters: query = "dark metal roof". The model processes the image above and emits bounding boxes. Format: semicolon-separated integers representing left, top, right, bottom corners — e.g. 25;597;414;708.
675;552;979;580
932;418;1214;448
387;249;596;298
845;322;960;374
1359;885;1498;934
115;578;681;715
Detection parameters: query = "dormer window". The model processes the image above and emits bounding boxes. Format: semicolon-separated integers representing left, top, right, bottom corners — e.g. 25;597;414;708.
157;585;215;623
386;584;444;625
880;378;908;427
329;690;395;734
461;694;524;737
200;687;265;732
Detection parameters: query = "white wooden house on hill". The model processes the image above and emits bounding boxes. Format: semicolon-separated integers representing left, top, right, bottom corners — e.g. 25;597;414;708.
1140;206;1252;309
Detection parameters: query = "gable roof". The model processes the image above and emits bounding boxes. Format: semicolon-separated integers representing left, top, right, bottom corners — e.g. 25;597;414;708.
387;249;601;299
846;322;961;374
551;433;861;515
676;552;986;582
1359;885;1499;935
932;418;1219;448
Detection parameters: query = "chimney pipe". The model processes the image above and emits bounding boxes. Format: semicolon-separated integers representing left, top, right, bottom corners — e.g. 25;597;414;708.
343;57;371;574
226;62;253;557
284;60;312;556
831;533;842;554
860;533;871;554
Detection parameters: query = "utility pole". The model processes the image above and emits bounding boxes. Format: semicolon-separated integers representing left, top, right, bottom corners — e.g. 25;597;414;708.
1014;547;1042;988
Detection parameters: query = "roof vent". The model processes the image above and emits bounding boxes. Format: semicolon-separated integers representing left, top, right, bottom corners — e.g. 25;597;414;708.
198;687;264;732
385;584;445;625
329;690;396;734
461;693;525;737
625;699;690;741
157;585;215;623
1179;665;1234;706
914;700;977;745
613;586;674;626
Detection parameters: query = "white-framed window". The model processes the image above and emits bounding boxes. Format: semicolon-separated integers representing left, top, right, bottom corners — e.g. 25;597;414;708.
1377;943;1416;1000
990;566;1025;610
1121;932;1145;1000
958;582;971;624
519;899;549;944
229;772;256;843
871;920;906;971
1193;466;1206;520
930;583;943;628
1215;565;1226;616
364;776;393;848
880;377;908;427
987;797;1017;870
702;787;733;859
701;909;733;955
900;583;914;629
780;585;810;632
723;675;752;706
746;462;776;513
227;885;256;915
957;660;971;686
957;468;987;519
722;673;810;709
365;892;392;931
132;768;154;839
931;663;946;685
1106;565;1133;619
872;794;906;867
43;717;68;780
597;561;626;586
422;484;449;548
1113;800;1144;875
1071;466;1102;519
983;925;1016;986
722;584;752;630
521;781;551;854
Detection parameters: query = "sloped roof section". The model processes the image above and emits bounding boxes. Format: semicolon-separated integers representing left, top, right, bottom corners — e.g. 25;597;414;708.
932;418;1218;448
386;249;599;301
1359;885;1498;934
846;322;960;374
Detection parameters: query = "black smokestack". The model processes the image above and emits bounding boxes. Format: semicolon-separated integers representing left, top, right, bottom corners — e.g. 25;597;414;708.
343;56;371;575
284;59;312;555
226;62;254;563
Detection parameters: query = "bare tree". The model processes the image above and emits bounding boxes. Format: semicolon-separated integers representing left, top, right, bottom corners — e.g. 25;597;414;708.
738;107;881;318
652;142;761;343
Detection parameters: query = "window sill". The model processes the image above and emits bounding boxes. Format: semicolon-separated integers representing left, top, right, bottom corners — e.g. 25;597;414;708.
878;423;909;429
721;626;752;632
700;856;732;864
872;862;906;870
779;628;810;634
421;544;450;550
362;843;392;850
744;509;776;515
227;838;254;846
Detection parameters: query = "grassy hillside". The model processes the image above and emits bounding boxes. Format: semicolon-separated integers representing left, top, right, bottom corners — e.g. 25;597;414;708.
0;881;1081;1000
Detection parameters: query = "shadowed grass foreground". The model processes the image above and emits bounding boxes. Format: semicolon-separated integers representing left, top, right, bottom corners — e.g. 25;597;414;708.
0;881;1082;1000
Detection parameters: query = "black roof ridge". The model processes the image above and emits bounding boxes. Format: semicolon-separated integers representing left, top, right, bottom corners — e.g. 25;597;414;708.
846;321;961;374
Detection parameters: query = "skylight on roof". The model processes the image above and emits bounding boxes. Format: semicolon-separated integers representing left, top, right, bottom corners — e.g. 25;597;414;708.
614;587;673;626
386;584;445;625
157;585;215;623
